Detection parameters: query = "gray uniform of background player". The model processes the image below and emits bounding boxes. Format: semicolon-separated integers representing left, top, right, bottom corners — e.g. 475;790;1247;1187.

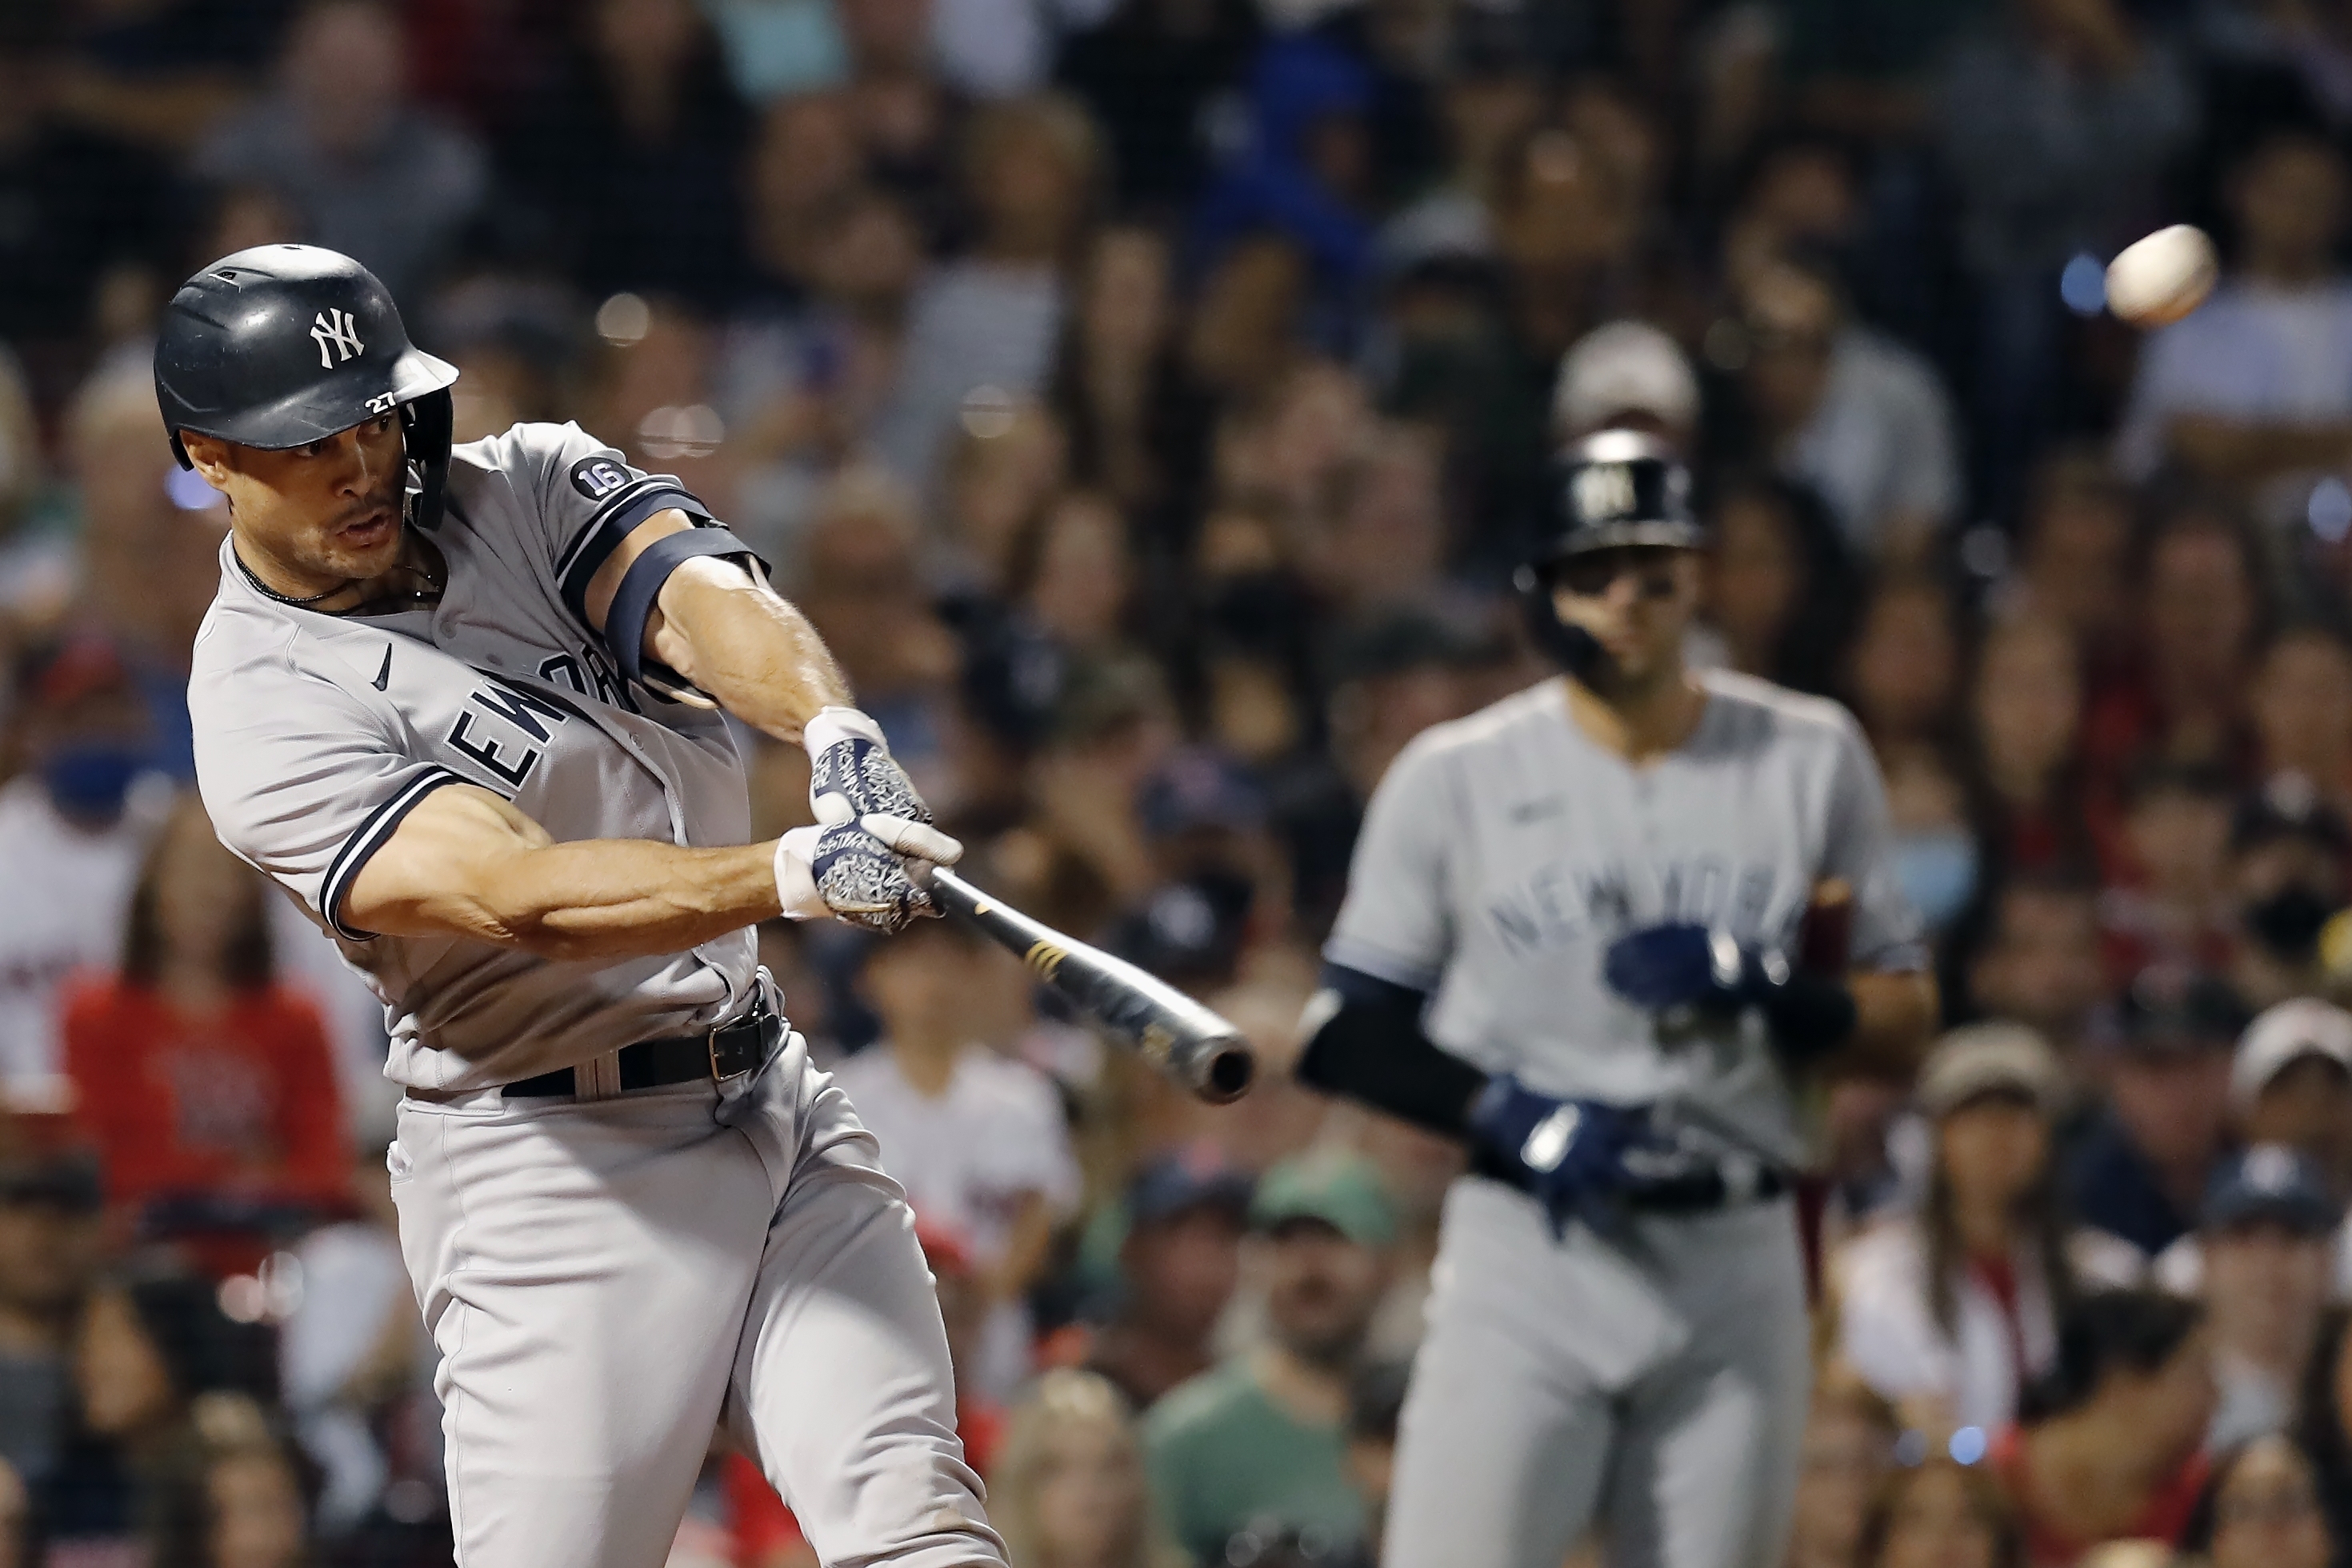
1327;670;1922;1568
191;421;1003;1568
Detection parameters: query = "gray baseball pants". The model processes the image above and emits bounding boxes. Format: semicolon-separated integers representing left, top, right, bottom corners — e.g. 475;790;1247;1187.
1382;1177;1810;1568
390;1032;1006;1568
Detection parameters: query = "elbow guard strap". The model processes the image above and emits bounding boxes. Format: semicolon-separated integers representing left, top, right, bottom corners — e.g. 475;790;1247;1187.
606;526;758;689
1296;964;1486;1138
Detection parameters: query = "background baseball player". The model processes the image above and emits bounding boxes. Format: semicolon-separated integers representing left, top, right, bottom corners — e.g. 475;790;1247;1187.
1294;430;1937;1568
161;243;1003;1568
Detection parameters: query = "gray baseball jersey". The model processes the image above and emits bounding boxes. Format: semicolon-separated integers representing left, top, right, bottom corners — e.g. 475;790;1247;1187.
1326;670;1922;1169
190;421;758;1093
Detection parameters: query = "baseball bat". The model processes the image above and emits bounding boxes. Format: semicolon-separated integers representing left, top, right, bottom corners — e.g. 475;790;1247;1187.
926;868;1256;1105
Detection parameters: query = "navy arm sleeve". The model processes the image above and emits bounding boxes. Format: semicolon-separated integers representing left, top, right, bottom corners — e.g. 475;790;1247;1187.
1295;963;1486;1139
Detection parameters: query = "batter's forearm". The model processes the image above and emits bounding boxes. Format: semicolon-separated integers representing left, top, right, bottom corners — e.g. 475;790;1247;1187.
349;785;786;961
650;560;851;743
484;838;785;961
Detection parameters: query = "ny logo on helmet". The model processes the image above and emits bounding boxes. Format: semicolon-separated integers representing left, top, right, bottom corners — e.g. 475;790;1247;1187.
1571;462;1637;521
310;309;366;369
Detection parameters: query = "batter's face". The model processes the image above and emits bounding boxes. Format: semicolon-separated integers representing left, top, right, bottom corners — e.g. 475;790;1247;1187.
182;414;407;596
1550;546;1701;690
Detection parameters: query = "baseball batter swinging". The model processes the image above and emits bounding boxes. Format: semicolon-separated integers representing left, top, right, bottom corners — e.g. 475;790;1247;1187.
1296;430;1937;1568
161;246;1006;1567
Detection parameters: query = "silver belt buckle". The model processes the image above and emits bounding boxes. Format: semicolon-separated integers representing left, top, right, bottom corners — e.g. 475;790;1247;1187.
709;1010;762;1082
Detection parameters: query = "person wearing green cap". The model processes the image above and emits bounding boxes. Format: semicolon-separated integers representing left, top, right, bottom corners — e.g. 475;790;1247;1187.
1143;1151;1398;1565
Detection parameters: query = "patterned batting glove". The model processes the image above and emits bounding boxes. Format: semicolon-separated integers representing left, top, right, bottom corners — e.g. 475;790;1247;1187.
802;707;963;869
773;822;936;934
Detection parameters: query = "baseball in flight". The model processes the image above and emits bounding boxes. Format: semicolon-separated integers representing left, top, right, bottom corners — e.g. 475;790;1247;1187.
2105;223;2218;327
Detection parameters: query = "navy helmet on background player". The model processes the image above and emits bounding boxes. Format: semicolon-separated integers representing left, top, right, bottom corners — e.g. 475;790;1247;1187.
154;244;460;530
1512;429;1706;674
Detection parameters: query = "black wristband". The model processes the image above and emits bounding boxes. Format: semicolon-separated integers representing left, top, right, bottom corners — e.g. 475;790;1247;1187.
1758;970;1858;1066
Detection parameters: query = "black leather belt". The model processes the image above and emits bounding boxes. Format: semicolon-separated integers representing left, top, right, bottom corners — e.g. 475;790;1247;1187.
503;1003;782;1098
1470;1153;1788;1214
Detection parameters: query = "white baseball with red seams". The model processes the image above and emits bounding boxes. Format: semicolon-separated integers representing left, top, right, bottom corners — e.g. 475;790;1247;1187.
2106;225;2219;328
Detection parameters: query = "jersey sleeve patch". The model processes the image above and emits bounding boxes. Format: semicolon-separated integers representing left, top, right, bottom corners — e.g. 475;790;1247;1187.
320;766;466;941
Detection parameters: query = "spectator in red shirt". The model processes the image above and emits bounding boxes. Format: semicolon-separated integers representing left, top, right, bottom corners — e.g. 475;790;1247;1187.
60;798;348;1238
1990;1289;2215;1566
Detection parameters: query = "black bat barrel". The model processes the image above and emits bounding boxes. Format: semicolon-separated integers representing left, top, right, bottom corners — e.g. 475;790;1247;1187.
928;869;1256;1105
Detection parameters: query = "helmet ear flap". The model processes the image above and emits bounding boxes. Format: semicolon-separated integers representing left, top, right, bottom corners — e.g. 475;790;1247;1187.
1514;562;1604;680
400;388;455;531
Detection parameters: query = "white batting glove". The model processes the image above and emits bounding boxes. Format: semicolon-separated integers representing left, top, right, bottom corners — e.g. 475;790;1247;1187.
802;706;964;869
773;822;937;933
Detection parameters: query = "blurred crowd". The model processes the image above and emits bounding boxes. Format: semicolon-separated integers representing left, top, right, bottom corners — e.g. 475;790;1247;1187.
18;0;2352;1565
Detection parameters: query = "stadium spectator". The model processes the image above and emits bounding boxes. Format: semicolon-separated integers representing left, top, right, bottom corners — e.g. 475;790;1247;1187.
1145;1150;1394;1565
1085;1143;1252;1412
59;362;226;781
2082;506;2266;788
835;0;965;237
2006;450;2138;680
1988;1290;2214;1564
0;1151;106;1494
1843;575;1962;754
736;93;868;310
142;1393;309;1568
498;0;754;309
1050;225;1214;558
46;1277;275;1552
1699;471;1859;698
1721;258;1962;561
1054;0;1258;210
0;7;174;397
1784;1365;1901;1568
2250;625;2352;811
875;95;1098;488
195;2;486;309
1964;873;2109;1058
1837;1024;2141;1436
2187;1147;2338;1450
1964;615;2092;882
61;796;348;1237
2097;766;2239;984
2064;972;2247;1258
2178;1432;2336;1568
2227;999;2352;1205
992;1368;1186;1568
1856;1457;2025;1568
833;918;1083;1397
1938;0;2195;514
2117;130;2352;504
0;638;170;1091
2225;783;2351;1008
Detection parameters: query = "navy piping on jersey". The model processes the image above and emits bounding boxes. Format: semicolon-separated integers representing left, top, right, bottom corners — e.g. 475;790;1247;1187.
550;474;671;582
555;481;709;628
322;766;465;942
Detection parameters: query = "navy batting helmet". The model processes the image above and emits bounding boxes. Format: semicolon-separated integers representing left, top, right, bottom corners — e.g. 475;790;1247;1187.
154;245;459;530
1513;430;1704;674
